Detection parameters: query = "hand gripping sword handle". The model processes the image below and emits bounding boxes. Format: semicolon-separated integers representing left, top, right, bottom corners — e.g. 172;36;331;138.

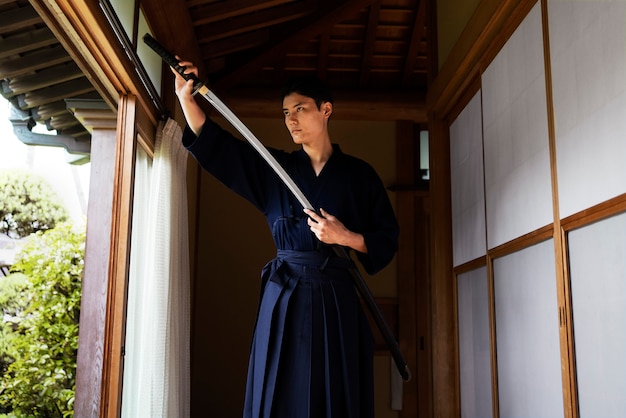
143;33;204;95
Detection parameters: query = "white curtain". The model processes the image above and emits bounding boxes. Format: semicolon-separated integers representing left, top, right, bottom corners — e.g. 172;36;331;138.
122;118;190;418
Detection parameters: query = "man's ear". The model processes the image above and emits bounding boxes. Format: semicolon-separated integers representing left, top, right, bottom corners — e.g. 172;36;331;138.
323;102;333;117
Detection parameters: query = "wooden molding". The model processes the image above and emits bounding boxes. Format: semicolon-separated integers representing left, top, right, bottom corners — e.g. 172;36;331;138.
219;88;428;122
101;95;137;418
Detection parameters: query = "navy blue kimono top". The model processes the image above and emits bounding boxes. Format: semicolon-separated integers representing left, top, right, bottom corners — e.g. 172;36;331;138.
183;118;399;418
183;118;398;274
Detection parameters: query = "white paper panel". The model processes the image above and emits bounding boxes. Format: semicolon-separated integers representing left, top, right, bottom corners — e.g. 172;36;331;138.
481;3;553;248
568;212;626;416
457;267;492;418
450;91;486;266
548;0;626;218
494;239;563;417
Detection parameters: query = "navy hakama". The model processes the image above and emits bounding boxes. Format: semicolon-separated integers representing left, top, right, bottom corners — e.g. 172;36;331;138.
183;119;399;418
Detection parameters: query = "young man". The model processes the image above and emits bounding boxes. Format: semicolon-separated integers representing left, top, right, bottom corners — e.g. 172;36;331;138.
174;64;399;417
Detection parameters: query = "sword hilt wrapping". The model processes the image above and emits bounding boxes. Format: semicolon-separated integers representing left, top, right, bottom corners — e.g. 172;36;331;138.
143;33;204;94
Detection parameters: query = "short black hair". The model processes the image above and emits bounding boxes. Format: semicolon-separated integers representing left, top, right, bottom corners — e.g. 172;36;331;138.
281;75;334;109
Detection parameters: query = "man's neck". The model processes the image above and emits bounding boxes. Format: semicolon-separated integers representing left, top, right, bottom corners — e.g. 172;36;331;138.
303;139;333;176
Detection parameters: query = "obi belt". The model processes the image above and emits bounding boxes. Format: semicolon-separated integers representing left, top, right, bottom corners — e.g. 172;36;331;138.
243;249;375;418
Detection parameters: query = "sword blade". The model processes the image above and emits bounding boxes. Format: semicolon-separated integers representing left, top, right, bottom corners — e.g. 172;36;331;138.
197;85;314;211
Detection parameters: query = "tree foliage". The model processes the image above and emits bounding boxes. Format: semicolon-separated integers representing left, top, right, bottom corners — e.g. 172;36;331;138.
0;273;28;377
0;170;68;239
0;223;84;417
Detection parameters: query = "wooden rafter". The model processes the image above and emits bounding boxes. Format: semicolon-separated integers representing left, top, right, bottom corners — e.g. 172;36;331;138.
0;27;56;58
19;77;94;108
0;45;70;79
192;0;295;26
195;1;313;44
213;0;381;91
402;0;426;86
316;32;330;79
359;0;380;86
0;5;41;33
5;62;83;95
202;29;270;59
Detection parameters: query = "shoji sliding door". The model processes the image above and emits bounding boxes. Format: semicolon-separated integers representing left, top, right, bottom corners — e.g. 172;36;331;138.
492;240;563;417
549;0;626;218
549;1;626;413
449;0;626;416
457;266;492;417
567;213;626;416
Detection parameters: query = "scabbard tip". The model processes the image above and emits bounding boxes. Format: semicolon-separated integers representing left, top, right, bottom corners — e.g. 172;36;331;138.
402;366;412;382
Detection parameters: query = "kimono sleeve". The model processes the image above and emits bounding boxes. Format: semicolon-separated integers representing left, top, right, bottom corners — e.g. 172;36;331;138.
354;165;399;275
182;118;278;213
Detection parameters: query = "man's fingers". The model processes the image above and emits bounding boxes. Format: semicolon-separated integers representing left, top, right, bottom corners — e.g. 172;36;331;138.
303;208;321;222
319;208;335;220
304;208;332;219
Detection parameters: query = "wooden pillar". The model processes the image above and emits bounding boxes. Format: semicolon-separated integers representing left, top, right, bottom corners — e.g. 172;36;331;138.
428;115;458;416
395;120;419;417
429;112;460;417
74;126;116;417
74;96;137;418
395;121;434;417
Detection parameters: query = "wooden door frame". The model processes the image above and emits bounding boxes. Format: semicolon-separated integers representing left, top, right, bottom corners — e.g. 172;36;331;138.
395;121;433;417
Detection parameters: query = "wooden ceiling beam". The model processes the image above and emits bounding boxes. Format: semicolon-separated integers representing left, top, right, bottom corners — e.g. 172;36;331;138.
0;44;71;79
316;33;330;80
0;27;57;59
192;0;294;26
18;77;94;108
5;62;83;95
31;100;67;120
359;1;380;86
56;123;88;137
401;0;426;86
202;29;270;59
195;1;312;43
214;0;382;92
65;98;116;132
47;113;81;130
0;5;42;33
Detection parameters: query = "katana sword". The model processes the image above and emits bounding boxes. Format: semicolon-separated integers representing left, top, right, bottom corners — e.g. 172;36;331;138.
144;33;411;382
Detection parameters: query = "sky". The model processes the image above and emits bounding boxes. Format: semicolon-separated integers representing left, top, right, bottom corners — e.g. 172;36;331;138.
0;98;91;223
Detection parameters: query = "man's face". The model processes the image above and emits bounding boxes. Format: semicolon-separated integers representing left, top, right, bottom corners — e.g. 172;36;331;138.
282;93;331;145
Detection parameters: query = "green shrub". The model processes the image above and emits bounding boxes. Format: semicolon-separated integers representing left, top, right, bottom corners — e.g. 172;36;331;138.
0;223;84;418
0;273;29;376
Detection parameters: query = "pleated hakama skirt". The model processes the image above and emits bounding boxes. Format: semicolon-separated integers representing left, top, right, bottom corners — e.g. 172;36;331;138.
243;250;375;418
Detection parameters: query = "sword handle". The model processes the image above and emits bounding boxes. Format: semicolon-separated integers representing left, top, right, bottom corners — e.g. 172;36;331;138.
143;33;204;94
